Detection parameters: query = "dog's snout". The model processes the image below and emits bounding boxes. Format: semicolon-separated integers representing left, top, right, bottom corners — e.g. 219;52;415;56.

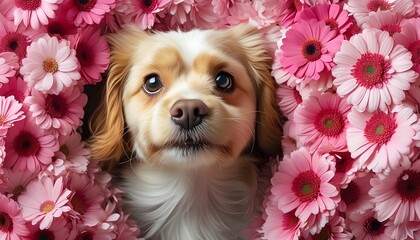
170;99;208;130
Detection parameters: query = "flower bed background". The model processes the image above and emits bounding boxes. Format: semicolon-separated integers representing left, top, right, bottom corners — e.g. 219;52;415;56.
1;0;420;239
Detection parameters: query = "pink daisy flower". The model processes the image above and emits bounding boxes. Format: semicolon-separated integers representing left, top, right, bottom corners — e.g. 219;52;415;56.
364;11;404;37
280;19;344;80
71;224;117;240
344;0;415;26
189;0;225;30
45;4;78;38
384;221;420;240
4;118;59;172
0;169;35;200
347;208;392;240
347;105;418;173
278;0;309;27
55;132;91;174
302;214;352;239
271;47;306;88
0;194;30;239
261;198;305;240
276;84;303;119
101;0;134;33
115;212;141;240
165;0;194;27
337;173;374;214
0;95;25;136
20;35;80;95
299;3;352;34
25;87;88;136
67;26;110;85
293;92;351;153
369;160;420;224
325;151;358;187
18;176;72;230
332;29;418;113
68;173;105;226
0;52;18;87
271;147;340;225
131;0;171;30
0;76;30;104
394;18;420;74
27;216;71;240
13;0;61;30
66;0;116;27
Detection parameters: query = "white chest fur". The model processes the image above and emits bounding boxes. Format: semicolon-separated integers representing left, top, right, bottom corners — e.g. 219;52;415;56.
122;160;257;240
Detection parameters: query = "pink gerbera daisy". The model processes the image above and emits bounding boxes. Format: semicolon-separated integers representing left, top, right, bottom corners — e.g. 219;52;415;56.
271;147;340;226
55;132;91;174
13;0;61;30
294;92;351;153
347;208;392;240
25;87;88;136
299;3;352;34
165;0;194;27
278;0;309;27
347;105;418;173
0;95;25;136
281;19;344;80
332;29;418;113
0;169;35;200
20;35;80;95
344;0;415;26
66;0;116;27
27;216;71;240
276;84;303;119
325;151;358;187
0;52;18;87
132;0;171;30
384;221;420;240
369;160;420;224
18;176;72;230
0;76;30;104
337;173;374;214
0;194;30;239
261;198;305;240
394;18;420;74
364;11;403;36
189;0;225;30
4;118;59;172
68;26;110;85
302;214;352;239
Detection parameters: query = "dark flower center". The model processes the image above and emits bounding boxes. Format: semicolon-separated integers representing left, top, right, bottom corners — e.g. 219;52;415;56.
0;212;13;232
315;109;345;137
34;229;55;240
15;0;41;10
340;181;361;205
74;0;96;11
331;151;354;173
45;94;67;118
140;0;157;13
409;40;420;65
282;211;299;230
380;24;401;36
302;39;323;61
76;43;93;67
292;170;321;202
13;131;41;157
396;170;420;201
364;112;396;145
325;19;339;31
0;32;30;60
71;193;86;214
367;0;392;11
364;217;385;236
76;231;94;240
311;223;332;240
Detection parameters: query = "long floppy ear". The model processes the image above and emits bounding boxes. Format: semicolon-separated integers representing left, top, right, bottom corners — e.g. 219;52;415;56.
227;25;283;157
88;25;149;162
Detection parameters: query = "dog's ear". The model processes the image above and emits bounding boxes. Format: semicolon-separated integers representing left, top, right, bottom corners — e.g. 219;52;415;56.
227;25;283;156
88;25;149;163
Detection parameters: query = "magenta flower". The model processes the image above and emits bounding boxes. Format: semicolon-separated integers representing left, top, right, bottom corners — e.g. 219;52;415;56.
20;35;80;95
18;176;72;230
132;0;171;30
67;0;116;27
13;0;61;30
0;194;30;239
347;208;391;240
27;216;71;240
281;19;344;80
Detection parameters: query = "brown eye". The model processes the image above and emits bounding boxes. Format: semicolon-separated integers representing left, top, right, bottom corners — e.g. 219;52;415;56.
215;71;234;92
143;74;163;94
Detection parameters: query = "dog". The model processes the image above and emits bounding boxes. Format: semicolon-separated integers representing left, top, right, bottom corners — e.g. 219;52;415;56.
88;24;282;240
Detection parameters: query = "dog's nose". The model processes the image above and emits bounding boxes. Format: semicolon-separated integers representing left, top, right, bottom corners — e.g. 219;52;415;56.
170;99;208;130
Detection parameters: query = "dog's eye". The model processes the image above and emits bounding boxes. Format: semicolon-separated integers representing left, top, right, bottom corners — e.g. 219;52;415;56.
215;72;234;92
143;74;163;94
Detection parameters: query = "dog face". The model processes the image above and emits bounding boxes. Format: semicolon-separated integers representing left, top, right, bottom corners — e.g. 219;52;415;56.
89;25;282;167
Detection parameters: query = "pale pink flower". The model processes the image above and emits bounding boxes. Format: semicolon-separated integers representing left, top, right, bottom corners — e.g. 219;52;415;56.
299;3;352;34
0;170;36;206
364;11;404;36
279;0;309;27
165;0;194;27
0;137;5;164
0;52;18;87
101;0;134;33
4;118;59;172
66;0;116;27
325;151;358;187
276;84;302;119
68;173;105;226
347;208;392;240
18;176;72;230
294;92;351;153
211;0;231;17
0;95;25;136
302;214;352;239
189;0;225;30
26;216;71;239
20;35;80;95
384;221;420;240
369;160;420;224
347;105;418;173
261;197;305;240
226;1;273;28
344;0;415;26
0;76;30;104
54;132;91;174
281;120;300;156
132;0;171;30
394;18;420;74
25;87;87;136
271;147;340;226
13;0;61;30
337;173;374;214
115;212;141;240
0;194;30;239
332;29;418;112
68;26;110;85
281;19;343;80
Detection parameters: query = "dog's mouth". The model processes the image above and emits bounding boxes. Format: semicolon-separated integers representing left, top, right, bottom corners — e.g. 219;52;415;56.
164;137;228;155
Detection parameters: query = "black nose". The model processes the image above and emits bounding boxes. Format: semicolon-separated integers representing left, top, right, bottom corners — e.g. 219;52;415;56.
170;99;208;130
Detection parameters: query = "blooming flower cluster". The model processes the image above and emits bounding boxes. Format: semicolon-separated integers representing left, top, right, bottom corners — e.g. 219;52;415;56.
2;0;420;239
